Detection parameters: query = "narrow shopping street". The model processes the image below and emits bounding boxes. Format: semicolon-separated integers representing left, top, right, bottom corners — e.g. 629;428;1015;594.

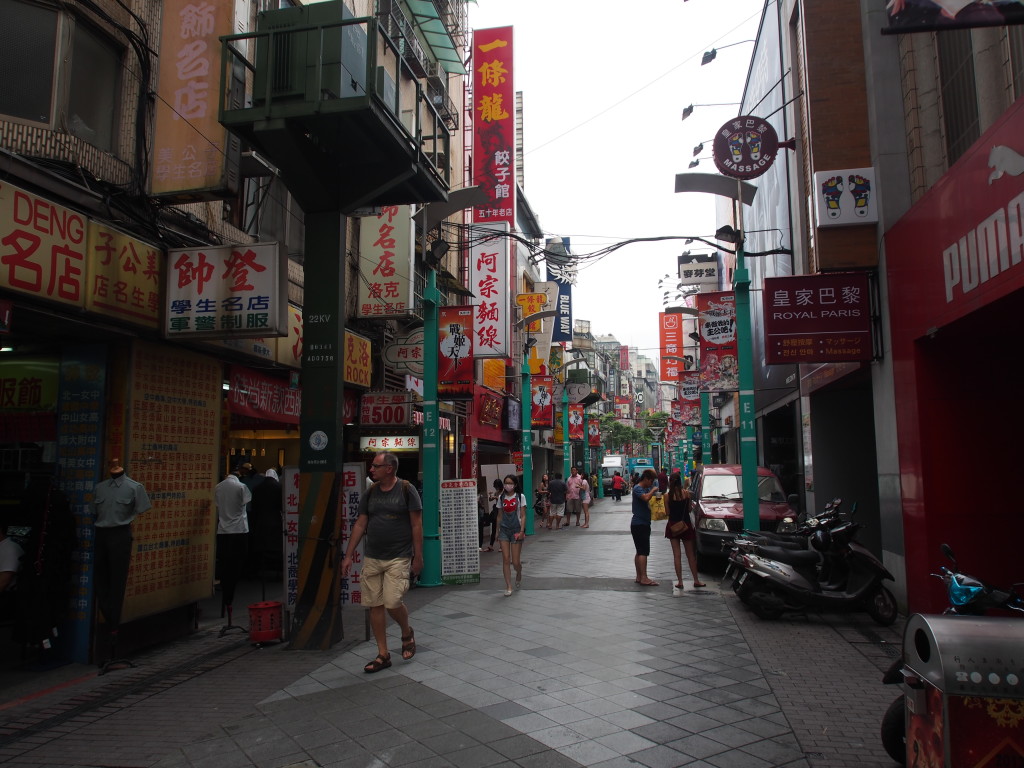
0;498;901;768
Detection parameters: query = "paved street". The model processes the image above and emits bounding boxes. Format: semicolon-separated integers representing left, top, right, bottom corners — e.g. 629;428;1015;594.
0;498;902;768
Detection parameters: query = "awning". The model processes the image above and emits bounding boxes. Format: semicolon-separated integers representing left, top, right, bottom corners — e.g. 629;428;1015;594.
405;0;467;75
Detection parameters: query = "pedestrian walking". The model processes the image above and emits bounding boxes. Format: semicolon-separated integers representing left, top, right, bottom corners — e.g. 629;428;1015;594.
665;472;704;589
495;475;526;596
657;467;669;494
538;473;550;519
566;466;584;527
341;451;423;673
611;471;625;502
630;469;659;586
579;475;591;528
547;472;568;530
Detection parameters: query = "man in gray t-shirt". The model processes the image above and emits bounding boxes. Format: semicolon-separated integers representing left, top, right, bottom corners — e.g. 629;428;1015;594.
342;451;423;674
546;473;568;530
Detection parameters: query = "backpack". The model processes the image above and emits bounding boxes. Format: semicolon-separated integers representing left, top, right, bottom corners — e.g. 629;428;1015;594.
368;479;412;507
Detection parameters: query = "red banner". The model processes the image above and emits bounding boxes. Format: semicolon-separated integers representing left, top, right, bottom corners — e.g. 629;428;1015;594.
227;365;301;424
472;27;516;225
619;345;630;370
696;291;738;392
587;416;601;447
531;375;554;428
568;404;585;441
438;306;474;399
659;312;685;381
677;371;702;426
762;273;873;365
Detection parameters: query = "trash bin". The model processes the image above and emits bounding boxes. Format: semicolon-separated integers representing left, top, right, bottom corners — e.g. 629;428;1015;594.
248;600;282;644
901;614;1024;767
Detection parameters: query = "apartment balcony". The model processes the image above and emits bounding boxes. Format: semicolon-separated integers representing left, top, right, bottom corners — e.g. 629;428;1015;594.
218;1;450;214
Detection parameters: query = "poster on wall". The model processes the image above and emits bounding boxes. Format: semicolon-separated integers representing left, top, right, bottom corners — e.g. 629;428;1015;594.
441;479;480;585
123;341;221;622
338;463;365;605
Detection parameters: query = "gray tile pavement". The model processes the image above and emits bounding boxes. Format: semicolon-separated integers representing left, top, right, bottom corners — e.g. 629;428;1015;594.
0;498;902;768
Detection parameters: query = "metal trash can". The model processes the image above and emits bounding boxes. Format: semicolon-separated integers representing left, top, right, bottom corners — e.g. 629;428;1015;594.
902;614;1024;766
248;601;282;644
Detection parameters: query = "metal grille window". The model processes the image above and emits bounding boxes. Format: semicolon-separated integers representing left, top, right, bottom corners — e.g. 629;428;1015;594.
937;28;980;165
1011;26;1024;101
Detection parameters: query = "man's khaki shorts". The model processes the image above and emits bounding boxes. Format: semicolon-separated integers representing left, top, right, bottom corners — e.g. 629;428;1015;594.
361;556;411;608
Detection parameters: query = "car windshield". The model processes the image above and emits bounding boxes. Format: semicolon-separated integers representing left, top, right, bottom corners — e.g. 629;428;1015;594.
701;473;787;502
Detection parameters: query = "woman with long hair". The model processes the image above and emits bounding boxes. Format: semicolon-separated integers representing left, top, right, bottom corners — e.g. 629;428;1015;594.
496;474;526;596
665;472;704;589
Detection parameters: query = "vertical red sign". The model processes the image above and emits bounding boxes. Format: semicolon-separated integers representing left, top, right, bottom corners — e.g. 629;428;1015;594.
438;306;474;399
531;375;554;428
619;345;630;371
677;371;702;425
587;416;601;447
696;291;738;392
568;404;585;441
659;312;685;380
472;27;516;225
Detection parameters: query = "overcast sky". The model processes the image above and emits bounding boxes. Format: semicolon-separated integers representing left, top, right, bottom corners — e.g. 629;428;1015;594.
467;0;765;364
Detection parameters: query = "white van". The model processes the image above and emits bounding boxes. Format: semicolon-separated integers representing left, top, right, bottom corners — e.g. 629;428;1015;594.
601;455;625;494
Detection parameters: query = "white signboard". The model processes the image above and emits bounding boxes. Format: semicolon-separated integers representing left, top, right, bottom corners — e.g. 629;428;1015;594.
165;241;287;339
357;206;415;317
441;479;480;584
339;463;365;606
677;253;720;288
812;167;879;227
469;223;510;358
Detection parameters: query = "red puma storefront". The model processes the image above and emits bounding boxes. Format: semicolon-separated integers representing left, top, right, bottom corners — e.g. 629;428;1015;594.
886;98;1024;613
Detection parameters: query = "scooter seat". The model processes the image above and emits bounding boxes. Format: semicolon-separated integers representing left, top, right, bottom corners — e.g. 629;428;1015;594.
755;545;821;567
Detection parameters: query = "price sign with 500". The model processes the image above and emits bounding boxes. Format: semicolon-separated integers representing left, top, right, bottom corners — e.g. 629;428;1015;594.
360;393;412;426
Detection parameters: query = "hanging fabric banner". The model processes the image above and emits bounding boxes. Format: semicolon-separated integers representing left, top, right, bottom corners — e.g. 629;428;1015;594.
696;291;738;393
587;416;601;447
568;404;585;441
531;375;554;428
438;306;474;399
678;371;702;426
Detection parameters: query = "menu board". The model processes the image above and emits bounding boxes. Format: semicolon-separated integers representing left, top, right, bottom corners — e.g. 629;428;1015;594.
122;341;221;620
440;479;480;585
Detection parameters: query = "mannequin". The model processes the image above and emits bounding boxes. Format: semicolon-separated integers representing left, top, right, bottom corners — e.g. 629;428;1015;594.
214;466;252;633
91;458;151;668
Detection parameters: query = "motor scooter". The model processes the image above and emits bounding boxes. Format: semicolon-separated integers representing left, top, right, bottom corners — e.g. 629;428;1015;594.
734;515;898;626
533;490;547;518
879;544;1024;764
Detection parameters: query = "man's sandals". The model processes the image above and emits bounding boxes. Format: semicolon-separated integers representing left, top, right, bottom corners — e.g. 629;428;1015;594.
401;628;416;660
364;653;391;673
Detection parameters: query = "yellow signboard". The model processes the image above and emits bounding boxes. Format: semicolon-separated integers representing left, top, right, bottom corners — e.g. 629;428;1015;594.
344;330;372;387
0;357;60;410
85;222;163;328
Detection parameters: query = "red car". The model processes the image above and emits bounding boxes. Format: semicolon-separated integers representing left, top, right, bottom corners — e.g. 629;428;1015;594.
691;465;796;567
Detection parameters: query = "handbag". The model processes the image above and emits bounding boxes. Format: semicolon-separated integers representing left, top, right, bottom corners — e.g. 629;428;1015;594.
668;519;690;536
650;493;667;521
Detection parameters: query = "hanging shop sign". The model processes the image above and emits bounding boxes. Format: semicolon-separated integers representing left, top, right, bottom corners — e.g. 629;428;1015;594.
472;26;516;225
478;390;503;427
383;327;424;376
438;305;474;398
227;365;301;424
360;392;413;427
360;435;420;452
165;241;287;339
763;273;874;365
677;252;721;288
713;115;779;181
357;205;415;318
813;168;879;227
515;292;548;332
546;238;574;344
696;291;739;392
469;223;510;357
658;311;685;381
85;222;163;328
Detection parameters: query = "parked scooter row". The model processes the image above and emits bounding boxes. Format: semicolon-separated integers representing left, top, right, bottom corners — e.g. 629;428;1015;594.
879;544;1024;764
723;500;898;626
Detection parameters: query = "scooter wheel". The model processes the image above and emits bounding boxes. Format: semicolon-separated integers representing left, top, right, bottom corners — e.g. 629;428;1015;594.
867;586;899;627
880;695;906;765
748;585;784;620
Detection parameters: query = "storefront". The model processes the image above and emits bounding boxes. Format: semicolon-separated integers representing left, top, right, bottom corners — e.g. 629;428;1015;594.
885;98;1024;613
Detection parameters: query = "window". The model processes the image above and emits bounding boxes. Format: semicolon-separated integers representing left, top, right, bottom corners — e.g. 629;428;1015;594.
0;0;121;153
1011;26;1024;101
937;28;980;165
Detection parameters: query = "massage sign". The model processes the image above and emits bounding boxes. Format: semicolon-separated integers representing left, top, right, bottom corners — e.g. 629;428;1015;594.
713;115;779;181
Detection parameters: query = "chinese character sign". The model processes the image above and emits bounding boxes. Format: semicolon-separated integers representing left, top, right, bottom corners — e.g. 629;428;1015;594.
677;252;720;289
86;222;163;328
165;242;287;339
619;345;630;371
763;273;873;365
587;416;601;448
469;224;509;357
659;312;685;381
696;291;738;392
151;0;234;197
0;182;87;308
344;330;372;387
438;306;474;399
531;375;554;428
568;404;585;441
472;27;516;225
339;464;365;606
357;205;414;318
228;364;301;424
515;292;547;332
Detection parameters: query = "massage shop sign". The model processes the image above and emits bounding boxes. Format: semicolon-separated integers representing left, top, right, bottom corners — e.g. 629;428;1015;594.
165;242;288;339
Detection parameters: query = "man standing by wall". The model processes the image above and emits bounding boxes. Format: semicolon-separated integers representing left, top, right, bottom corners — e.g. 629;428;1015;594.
341;451;423;673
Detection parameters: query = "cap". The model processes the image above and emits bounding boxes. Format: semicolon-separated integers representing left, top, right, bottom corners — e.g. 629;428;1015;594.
240;462;254;472
109;458;124;473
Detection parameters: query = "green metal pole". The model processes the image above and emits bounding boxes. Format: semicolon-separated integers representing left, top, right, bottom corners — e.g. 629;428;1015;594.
733;238;760;532
562;385;570;479
700;391;711;468
419;268;442;586
521;358;534;535
597;438;604;498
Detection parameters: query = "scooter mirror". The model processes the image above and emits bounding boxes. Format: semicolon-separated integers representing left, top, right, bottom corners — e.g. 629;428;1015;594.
941;542;957;567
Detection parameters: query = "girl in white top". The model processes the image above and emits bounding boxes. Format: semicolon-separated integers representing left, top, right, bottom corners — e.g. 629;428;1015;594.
496;475;527;596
